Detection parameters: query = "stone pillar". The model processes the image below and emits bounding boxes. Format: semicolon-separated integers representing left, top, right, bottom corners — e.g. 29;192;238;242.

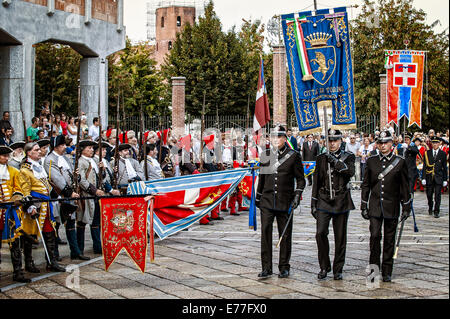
80;56;108;127
379;74;387;129
0;44;34;142
272;45;287;127
171;77;186;138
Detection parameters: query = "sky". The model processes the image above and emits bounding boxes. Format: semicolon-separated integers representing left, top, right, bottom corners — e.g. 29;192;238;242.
124;0;449;43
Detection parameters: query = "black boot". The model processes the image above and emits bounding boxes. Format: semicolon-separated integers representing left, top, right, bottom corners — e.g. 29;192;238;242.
76;224;86;256
10;239;31;283
24;236;40;273
43;232;65;272
90;226;102;254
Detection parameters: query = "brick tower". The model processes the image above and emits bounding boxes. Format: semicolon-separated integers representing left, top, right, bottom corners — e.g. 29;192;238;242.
154;5;195;67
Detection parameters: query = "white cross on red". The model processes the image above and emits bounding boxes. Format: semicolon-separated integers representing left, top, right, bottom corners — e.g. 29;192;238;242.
393;63;418;87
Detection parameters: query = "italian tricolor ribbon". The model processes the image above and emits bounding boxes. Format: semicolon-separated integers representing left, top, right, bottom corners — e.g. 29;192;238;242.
286;14;313;81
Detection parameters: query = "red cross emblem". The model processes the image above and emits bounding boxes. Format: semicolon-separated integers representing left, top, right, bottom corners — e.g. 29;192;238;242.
393;63;418;87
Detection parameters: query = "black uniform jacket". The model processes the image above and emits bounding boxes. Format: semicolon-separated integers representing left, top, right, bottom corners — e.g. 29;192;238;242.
256;146;305;212
361;151;411;219
312;150;355;214
404;144;420;181
424;149;448;185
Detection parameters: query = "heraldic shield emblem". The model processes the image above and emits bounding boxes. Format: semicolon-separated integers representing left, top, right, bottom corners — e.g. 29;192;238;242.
305;32;336;86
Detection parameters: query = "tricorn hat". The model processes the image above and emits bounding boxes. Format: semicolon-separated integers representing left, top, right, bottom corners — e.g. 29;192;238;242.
9;141;26;150
79;140;97;149
51;135;66;149
93;141;112;151
37;139;51;148
0;145;13;155
111;143;132;153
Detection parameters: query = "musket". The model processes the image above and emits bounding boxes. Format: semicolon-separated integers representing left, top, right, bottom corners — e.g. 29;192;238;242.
113;88;121;189
97;87;103;190
140;106;148;180
50;90;54;138
18;88;27;141
73;83;82;193
199;91;206;171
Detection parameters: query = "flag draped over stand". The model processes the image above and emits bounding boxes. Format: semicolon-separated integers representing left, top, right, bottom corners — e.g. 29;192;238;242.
100;196;150;272
128;169;252;240
281;7;356;134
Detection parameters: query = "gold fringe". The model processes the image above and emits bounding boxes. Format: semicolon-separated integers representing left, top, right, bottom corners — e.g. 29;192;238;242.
299;127;323;136
302;74;314;81
331;124;357;130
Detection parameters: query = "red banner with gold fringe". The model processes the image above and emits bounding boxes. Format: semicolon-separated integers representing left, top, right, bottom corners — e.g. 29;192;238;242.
100;196;152;273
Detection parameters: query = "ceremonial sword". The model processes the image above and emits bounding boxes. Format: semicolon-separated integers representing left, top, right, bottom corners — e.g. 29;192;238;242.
35;217;51;265
276;203;295;249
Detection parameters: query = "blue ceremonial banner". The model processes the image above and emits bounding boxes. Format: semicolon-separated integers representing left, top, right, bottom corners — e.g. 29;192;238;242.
281;7;356;134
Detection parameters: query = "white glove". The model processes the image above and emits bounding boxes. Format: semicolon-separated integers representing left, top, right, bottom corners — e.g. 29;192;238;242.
444;181;448;187
422;179;426;186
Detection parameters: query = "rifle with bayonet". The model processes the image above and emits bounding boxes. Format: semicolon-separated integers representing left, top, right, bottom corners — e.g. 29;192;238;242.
97;88;103;190
73;85;83;193
18;88;27;142
140;106;148;180
199;91;206;172
113;88;120;189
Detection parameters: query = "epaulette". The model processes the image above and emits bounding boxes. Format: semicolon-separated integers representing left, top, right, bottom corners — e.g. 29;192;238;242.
20;161;32;171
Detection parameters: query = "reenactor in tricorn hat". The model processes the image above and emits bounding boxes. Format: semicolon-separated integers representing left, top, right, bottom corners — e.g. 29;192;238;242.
311;128;355;281
361;130;411;282
256;125;305;279
0;145;31;282
43;135;89;261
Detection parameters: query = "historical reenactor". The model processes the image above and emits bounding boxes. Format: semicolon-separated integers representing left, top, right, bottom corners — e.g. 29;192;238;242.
422;136;448;218
361;130;411;282
302;134;320;186
141;143;165;181
77;140;105;255
18;142;66;273
111;143;145;191
43;135;89;261
0;145;31;282
37;138;51;162
311;129;355;280
256;125;305;279
93;141;120;197
8;141;26;170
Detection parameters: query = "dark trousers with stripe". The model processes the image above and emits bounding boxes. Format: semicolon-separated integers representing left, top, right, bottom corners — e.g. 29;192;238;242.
426;181;442;213
369;216;398;277
316;211;349;274
260;208;292;272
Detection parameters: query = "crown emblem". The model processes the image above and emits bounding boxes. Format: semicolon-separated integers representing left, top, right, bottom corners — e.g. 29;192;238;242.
380;132;386;138
305;32;332;47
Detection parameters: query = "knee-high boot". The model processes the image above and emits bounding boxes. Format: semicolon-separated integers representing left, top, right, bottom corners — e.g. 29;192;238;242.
66;220;82;259
90;226;102;254
24;235;40;273
76;223;86;255
10;239;31;282
43;231;65;272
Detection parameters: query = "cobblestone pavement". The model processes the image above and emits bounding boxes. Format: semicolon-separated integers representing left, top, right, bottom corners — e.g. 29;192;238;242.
1;188;448;299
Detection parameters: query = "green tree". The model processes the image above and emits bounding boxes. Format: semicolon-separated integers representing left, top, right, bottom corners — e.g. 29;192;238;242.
35;43;81;116
108;38;168;118
351;0;449;131
163;1;271;117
